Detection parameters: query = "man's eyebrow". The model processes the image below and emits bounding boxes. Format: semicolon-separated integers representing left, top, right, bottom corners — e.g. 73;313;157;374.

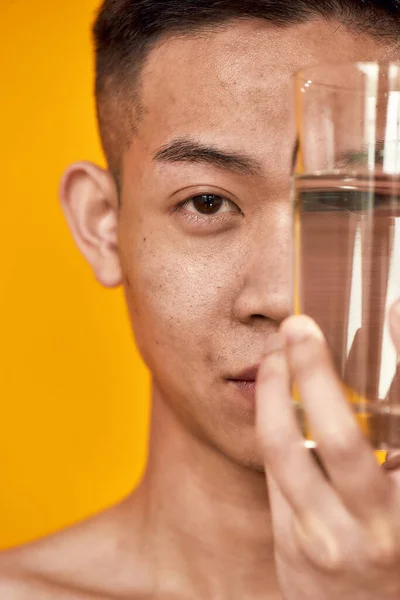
153;138;262;177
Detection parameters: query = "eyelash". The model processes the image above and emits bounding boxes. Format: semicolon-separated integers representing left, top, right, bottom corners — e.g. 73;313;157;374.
174;194;243;225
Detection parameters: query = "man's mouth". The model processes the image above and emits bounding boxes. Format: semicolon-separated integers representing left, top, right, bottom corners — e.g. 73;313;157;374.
229;366;259;382
226;365;259;402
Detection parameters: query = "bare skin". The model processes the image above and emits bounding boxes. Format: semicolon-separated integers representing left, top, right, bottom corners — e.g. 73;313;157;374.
1;18;399;600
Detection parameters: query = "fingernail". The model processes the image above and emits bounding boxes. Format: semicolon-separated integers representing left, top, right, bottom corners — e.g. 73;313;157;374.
282;315;324;345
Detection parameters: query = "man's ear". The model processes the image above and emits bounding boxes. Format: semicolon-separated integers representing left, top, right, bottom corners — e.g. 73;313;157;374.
59;162;122;288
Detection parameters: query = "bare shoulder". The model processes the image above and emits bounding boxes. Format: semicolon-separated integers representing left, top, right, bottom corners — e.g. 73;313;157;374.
0;498;151;599
0;505;119;576
0;572;110;599
0;573;158;600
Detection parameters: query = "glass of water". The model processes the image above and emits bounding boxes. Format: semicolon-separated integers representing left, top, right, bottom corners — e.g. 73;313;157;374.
292;62;400;451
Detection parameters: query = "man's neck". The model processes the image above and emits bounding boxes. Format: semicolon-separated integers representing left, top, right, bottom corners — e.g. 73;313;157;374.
131;386;281;599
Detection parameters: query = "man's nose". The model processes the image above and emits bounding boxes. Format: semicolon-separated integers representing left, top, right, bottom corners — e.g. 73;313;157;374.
232;213;292;326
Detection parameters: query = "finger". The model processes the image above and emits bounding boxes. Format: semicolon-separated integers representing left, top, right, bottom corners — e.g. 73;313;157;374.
384;451;400;471
383;453;400;494
266;473;344;569
256;344;347;524
282;316;395;522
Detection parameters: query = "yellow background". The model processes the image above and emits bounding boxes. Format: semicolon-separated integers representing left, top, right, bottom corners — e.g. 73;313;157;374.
0;0;150;549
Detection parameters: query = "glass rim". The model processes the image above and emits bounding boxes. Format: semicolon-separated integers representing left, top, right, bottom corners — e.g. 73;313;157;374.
294;60;400;92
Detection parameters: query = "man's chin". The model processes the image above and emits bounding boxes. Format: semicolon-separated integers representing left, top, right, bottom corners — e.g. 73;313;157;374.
239;458;265;474
230;451;266;474
211;435;266;474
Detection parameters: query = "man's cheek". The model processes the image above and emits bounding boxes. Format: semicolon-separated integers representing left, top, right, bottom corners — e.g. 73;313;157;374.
128;266;207;378
138;254;228;324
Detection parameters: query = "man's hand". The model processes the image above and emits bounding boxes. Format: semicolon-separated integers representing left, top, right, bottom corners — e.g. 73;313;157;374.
256;301;400;600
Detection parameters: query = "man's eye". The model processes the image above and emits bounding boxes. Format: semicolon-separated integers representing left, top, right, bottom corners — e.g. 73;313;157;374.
183;194;237;216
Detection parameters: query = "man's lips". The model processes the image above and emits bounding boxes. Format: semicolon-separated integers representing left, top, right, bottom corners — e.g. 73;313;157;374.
226;366;260;402
228;365;260;382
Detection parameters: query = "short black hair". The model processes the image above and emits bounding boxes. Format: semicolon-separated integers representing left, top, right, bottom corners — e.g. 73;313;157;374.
93;0;400;178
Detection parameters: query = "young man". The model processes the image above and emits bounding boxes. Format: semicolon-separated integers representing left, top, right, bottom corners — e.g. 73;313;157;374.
2;0;400;598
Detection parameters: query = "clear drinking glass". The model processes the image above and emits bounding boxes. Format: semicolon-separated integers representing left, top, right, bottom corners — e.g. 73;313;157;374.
292;62;400;451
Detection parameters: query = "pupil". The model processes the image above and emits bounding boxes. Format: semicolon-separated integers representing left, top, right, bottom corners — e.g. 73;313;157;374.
193;194;223;215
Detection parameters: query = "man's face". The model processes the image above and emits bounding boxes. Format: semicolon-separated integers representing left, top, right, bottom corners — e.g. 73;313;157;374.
116;20;389;470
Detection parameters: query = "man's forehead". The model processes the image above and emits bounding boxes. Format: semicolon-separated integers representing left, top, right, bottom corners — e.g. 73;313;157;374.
137;20;385;134
122;19;388;178
140;18;384;98
137;22;301;153
141;21;307;107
